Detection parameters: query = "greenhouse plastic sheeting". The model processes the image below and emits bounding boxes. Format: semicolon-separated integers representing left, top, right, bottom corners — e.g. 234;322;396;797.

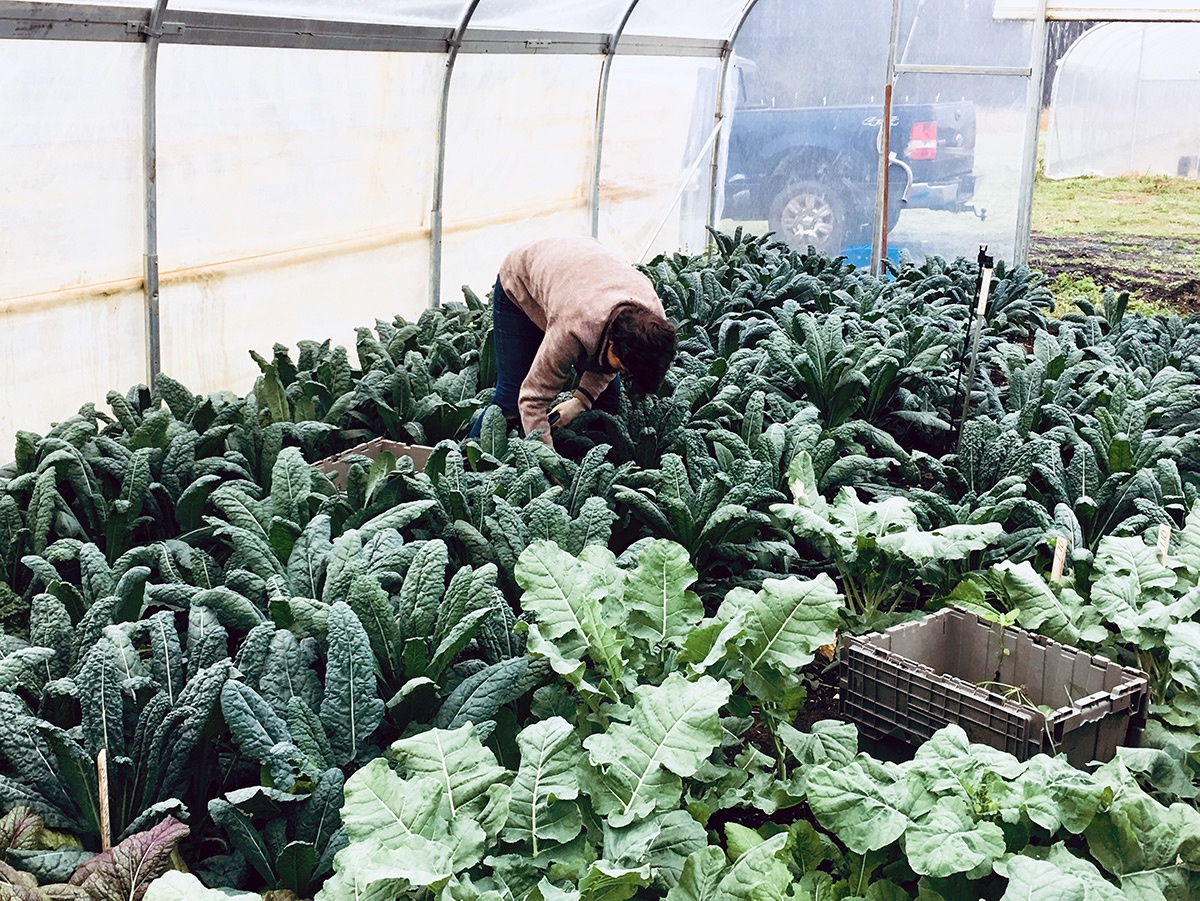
623;0;746;39
170;0;469;26
156;44;442;394
439;54;600;306
599;55;722;261
897;0;1035;69
889;74;1030;264
1;40;147;448
1044;22;1200;179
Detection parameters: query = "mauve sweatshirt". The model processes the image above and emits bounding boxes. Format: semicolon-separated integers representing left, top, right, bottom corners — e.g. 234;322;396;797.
498;235;665;443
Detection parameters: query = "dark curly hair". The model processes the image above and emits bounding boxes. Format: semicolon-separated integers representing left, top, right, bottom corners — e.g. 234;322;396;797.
609;305;677;399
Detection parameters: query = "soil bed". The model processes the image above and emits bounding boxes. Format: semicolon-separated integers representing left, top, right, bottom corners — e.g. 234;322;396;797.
1028;232;1200;314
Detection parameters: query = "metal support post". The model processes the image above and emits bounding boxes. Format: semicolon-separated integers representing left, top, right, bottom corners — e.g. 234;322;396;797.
871;0;904;277
142;0;169;388
1013;0;1049;264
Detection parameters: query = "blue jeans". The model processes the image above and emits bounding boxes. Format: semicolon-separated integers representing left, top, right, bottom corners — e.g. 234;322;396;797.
469;278;619;438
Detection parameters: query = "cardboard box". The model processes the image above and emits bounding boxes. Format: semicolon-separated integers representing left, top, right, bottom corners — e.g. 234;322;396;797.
312;437;434;489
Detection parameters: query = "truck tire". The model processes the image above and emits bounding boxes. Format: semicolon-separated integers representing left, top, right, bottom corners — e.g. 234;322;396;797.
767;179;865;254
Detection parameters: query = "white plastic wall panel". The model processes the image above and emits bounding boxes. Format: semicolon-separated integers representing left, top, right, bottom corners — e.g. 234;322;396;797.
1045;22;1200;179
155;45;441;396
0;40;146;455
622;0;744;40
467;0;630;32
439;54;600;304
1;41;144;298
1;287;147;457
168;1;471;26
888;73;1028;264
598;55;721;262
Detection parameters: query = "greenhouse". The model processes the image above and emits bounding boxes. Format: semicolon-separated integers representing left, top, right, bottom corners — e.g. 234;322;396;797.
2;1;1200;899
1044;21;1200;179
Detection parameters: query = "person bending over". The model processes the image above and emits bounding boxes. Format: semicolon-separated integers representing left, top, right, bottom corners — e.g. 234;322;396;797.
469;235;677;449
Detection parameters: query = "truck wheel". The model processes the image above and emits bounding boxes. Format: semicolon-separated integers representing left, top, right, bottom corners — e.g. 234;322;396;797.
767;179;861;254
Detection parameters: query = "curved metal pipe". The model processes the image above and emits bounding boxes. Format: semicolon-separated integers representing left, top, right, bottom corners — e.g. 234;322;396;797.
705;0;762;242
589;0;642;238
428;0;482;309
142;0;169;386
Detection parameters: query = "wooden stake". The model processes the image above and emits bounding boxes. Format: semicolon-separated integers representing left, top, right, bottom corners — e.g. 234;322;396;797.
1157;523;1171;566
97;749;111;852
1051;534;1068;583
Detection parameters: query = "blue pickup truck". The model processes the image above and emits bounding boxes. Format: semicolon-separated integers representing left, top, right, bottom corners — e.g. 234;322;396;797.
722;65;980;255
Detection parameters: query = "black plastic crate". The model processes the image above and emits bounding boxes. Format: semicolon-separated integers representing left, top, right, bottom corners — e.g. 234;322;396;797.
841;607;1148;768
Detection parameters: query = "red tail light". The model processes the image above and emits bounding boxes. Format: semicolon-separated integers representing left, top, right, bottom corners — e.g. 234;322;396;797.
908;121;937;160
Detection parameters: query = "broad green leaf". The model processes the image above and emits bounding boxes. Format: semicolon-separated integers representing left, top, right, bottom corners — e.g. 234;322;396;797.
398;539;448;638
578;860;652;901
1174;499;1200;574
718;832;790;900
270;447;312;527
287;514;333;601
518;541;625;692
321;603;385;766
666;847;727;901
322;532;367;608
1165;621;1200;694
208;797;276;883
339;757;486;872
988;560;1105;646
998;846;1124;901
193;586;265;632
277;840;317;897
902;798;1006;877
503;717;585;854
583;673;730;827
427;607;493;682
319;835;457;899
776;719;858;769
0;647;55;693
77;639;126;758
220;681;291;764
806;759;909;854
357;500;437;544
434;655;541;731
259;629;322;717
388;724;508;818
144;870;260;900
992;754;1105;835
144;610;184;706
722;574;842;675
625;540;704;648
209;484;270;537
602;809;707;891
876;523;1003;561
346;573;403;686
1085;788;1200;896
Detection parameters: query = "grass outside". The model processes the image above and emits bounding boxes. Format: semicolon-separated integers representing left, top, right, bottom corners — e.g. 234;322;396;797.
1028;141;1200;316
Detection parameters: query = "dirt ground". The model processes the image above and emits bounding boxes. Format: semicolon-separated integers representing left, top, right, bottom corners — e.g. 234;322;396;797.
1027;233;1200;315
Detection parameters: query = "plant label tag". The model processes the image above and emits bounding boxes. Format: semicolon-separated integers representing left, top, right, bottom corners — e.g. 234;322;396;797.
1157;523;1171;565
1051;534;1067;583
976;268;993;315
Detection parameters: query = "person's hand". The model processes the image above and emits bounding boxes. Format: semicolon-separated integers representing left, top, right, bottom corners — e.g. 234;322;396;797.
550;396;586;428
